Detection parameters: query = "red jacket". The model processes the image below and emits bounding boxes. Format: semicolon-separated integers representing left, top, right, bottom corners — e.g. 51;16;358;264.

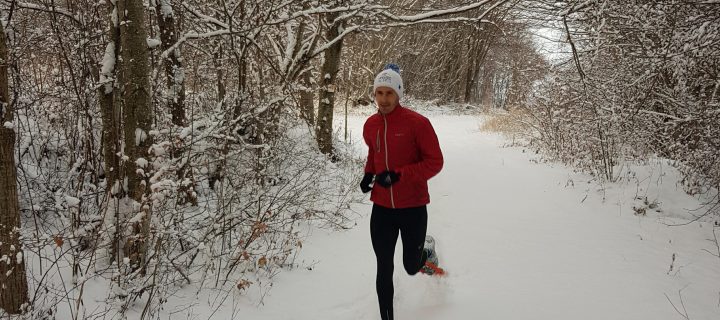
363;105;443;209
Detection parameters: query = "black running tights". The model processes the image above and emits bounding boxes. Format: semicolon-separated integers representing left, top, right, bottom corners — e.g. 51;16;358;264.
370;204;428;320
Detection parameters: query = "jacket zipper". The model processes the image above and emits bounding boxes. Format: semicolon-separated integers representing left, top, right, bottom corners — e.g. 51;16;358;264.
376;130;380;153
382;113;395;208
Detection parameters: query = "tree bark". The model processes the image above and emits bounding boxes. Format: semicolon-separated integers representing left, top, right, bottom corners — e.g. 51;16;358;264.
316;13;343;156
294;17;316;126
118;0;153;274
96;0;123;266
215;43;226;106
0;18;30;315
100;1;121;194
156;0;186;127
300;70;315;125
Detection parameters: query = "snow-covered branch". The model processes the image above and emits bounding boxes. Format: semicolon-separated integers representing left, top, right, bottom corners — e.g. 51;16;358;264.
182;2;229;30
160;29;232;59
378;0;503;22
5;1;82;25
310;25;360;58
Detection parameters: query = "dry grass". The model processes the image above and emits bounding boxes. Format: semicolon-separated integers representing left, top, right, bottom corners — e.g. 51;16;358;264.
480;106;530;135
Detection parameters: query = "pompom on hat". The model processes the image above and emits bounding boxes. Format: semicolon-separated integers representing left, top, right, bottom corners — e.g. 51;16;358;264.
373;63;403;100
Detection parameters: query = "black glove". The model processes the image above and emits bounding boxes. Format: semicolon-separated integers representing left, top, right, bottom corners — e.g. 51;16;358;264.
360;172;374;193
375;170;400;188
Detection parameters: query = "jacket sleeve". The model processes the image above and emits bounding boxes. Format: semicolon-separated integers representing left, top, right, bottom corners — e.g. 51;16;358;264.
363;121;376;174
398;117;443;181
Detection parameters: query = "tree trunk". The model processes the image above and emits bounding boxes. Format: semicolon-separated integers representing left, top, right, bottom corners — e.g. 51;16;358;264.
231;4;248;120
156;0;186;127
118;0;153;274
300;70;315;125
215;43;226;106
294;17;316;126
0;18;30;315
316;13;344;156
100;2;121;194
209;43;225;190
98;0;123;265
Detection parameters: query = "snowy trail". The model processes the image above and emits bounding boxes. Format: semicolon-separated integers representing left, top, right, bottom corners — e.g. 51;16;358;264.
223;115;720;320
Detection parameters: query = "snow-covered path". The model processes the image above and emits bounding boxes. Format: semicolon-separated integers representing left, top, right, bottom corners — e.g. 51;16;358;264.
232;114;720;320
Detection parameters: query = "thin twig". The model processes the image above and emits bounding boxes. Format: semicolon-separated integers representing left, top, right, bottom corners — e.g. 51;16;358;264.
664;286;691;320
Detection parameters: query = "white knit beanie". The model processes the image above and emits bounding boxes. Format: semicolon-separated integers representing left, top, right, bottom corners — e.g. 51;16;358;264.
373;64;403;100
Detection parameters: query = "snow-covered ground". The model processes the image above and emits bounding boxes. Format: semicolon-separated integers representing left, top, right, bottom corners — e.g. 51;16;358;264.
25;111;719;320
164;112;719;320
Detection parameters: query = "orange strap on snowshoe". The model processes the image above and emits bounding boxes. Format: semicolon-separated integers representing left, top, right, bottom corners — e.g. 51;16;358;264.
421;261;446;276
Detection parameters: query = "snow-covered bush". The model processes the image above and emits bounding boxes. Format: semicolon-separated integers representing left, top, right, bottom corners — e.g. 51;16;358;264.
519;1;720;220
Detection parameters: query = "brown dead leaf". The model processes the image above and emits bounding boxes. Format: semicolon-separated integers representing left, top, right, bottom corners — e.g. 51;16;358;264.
236;279;252;291
53;235;64;247
257;256;267;268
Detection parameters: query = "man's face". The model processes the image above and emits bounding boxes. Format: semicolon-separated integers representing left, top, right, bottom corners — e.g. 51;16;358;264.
375;87;399;114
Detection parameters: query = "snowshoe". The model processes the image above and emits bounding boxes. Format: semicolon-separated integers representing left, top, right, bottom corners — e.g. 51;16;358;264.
420;235;446;276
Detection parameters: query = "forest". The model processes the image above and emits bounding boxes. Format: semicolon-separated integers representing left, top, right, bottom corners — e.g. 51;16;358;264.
0;0;718;318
